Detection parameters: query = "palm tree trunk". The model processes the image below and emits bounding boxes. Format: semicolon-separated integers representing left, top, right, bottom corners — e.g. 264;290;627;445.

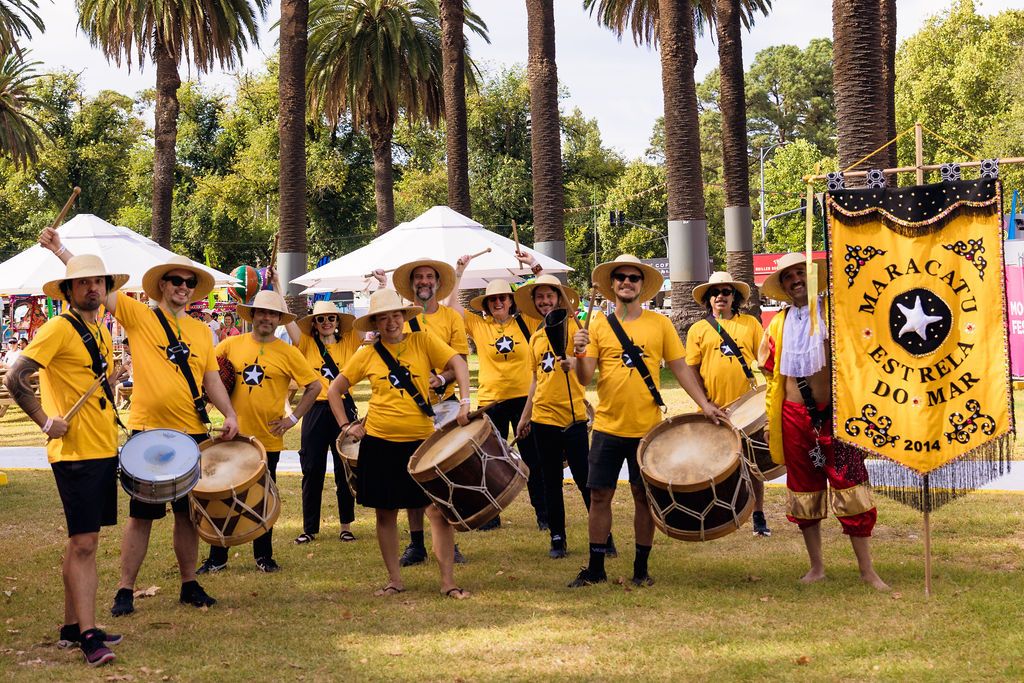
279;0;309;315
658;0;709;332
439;0;472;218
370;114;396;234
879;0;897;176
526;0;565;269
152;37;180;249
833;0;886;185
716;0;759;318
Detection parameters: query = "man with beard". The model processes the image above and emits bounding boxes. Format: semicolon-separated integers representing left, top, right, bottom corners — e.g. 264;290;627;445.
5;255;129;666
568;255;727;589
374;258;469;565
758;253;888;590
39;228;239;617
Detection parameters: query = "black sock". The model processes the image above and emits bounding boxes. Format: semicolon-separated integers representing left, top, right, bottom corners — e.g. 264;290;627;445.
588;543;607;575
60;623;80;641
633;544;652;578
411;530;425;549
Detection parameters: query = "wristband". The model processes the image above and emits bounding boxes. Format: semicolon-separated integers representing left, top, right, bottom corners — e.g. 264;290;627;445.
531;263;542;273
438;374;447;387
574;350;586;359
288;414;298;426
459;398;471;406
55;245;67;256
42;417;53;435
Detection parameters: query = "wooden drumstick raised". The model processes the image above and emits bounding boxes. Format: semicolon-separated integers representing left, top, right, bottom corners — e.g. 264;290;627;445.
46;372;105;443
511;221;524;267
51;187;81;229
467;247;491;260
584;285;598;330
363;266;398;279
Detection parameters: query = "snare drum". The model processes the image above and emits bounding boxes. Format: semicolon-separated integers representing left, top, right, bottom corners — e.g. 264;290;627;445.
336;427;360;497
408;414;529;531
637;413;753;542
188;436;280;547
119;429;201;504
726;386;786;481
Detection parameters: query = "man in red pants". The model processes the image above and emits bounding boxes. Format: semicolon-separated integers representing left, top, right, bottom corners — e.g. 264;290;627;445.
759;253;888;590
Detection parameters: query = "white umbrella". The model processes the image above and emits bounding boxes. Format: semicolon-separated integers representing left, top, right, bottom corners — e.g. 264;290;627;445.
0;214;238;296
292;205;572;293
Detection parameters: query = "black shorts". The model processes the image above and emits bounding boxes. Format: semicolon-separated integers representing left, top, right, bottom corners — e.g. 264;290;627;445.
51;457;119;536
587;430;643;490
356;434;429;510
128;431;209;520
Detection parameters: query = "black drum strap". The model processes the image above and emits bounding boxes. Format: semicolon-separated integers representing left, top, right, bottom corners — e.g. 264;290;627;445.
514;314;531;341
373;339;435;418
704;314;757;389
60;312;125;429
312;334;341;381
605;313;665;409
408;317;421;332
154;308;210;424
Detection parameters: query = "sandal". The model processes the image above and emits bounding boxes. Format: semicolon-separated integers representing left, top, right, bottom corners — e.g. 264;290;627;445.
374;584;405;597
294;533;315;545
339;530;356;542
443;587;470;600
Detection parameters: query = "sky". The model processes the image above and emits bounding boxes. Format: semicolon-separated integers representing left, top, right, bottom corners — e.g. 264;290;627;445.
22;0;1024;160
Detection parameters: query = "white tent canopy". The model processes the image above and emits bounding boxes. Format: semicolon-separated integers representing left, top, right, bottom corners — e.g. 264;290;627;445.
0;214;238;296
292;206;572;294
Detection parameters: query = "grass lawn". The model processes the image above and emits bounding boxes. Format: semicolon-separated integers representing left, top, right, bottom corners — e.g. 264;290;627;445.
1;472;1024;681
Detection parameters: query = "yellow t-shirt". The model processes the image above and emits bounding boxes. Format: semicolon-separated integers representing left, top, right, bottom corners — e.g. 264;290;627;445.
404;304;468;402
297;331;363;401
22;315;118;463
463;312;539;404
685;314;764;406
341;332;457;441
585;310;685;438
528;316;585;428
216;335;320;451
115;292;217;433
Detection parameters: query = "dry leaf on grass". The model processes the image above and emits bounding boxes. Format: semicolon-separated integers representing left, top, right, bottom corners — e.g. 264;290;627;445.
4;590;14;597
746;575;763;582
306;553;314;559
6;629;19;634
795;655;811;665
105;675;134;681
614;577;625;585
759;596;771;602
495;570;504;576
139;667;163;675
18;658;44;666
134;585;160;599
359;658;368;664
341;610;353;620
890;592;902;600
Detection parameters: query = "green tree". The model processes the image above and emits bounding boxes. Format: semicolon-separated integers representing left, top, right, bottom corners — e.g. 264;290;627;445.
0;0;43;55
0;52;44;168
759;138;833;252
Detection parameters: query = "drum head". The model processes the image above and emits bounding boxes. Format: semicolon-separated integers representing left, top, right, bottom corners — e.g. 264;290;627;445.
432;401;462;429
640;415;740;488
120;429;200;482
338;434;359;462
410;416;491;474
727;385;767;434
192;438;264;493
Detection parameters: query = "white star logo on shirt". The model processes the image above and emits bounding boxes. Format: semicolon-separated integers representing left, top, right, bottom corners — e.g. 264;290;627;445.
242;364;265;386
494;335;515;354
321;365;335;379
540;351;556;373
896;296;943;341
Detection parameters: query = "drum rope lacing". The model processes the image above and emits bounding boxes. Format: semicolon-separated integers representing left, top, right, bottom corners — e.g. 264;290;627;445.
640;458;754;542
190;476;279;545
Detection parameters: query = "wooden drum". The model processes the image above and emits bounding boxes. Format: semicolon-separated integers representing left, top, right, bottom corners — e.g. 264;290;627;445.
726;385;786;481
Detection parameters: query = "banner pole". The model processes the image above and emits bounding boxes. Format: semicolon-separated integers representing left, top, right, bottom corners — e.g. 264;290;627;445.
923;473;932;598
915;122;925;185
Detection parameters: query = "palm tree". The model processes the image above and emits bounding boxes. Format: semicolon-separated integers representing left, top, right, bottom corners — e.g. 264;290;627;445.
879;0;897;173
278;0;308;312
438;0;488;218
0;0;43;55
0;51;44;168
77;0;268;248
832;0;886;183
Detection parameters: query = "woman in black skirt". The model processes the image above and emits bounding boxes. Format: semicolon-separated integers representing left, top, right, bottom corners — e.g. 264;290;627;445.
328;289;471;598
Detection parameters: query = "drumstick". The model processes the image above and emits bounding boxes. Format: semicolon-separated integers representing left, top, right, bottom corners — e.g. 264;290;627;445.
51;187;81;229
468;247;491;260
269;232;280;269
46;372;105;443
362;266;398;279
583;285;598;330
511;221;523;267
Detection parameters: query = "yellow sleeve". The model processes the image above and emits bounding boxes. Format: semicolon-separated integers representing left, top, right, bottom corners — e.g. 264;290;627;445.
446;308;470;354
340;345;370;386
661;314;685;362
298;334;313;354
20;317;67;368
114;291;146;326
684;320;705;366
584;312;605;358
214;337;230;357
462;311;482;341
287;344;321;386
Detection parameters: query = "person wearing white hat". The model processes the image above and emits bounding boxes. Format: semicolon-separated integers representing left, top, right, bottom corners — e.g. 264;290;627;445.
270;269;364;545
197;290;322;574
447;250;549;532
567;255;728;589
5;254;129;666
758;253;887;590
513;275;592;559
39;227;239;616
327;289;472;599
683;271;771;537
373;257;469;566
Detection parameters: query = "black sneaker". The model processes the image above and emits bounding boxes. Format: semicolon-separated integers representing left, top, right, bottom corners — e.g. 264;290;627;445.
605;534;618;559
631;574;655;587
256;557;280;573
568;567;607;588
453;544;467;564
549;535;567;560
399;543;427;567
752;511;772;537
110;588;134;617
478;515;501;531
196;557;227;574
80;629;115;667
179;580;217;608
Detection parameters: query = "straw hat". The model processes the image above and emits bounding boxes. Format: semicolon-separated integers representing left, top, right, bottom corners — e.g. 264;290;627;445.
42;254;129;302
296;300;355;336
514;274;580;320
760;252;827;304
236;290;297;325
392;258;456;302
592;254;663;303
141;255;215;302
692;271;751;305
353;289;423;333
469;279;516;314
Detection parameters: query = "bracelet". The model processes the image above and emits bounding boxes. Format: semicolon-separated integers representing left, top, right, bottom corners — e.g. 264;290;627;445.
41;417;53;435
459;398;471;405
531;263;542;273
574;350;586;359
288;414;298;426
55;245;67;256
438;374;447;387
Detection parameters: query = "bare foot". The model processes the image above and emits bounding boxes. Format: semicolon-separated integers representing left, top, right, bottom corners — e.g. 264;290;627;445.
799;568;826;584
861;570;891;592
373;583;405;597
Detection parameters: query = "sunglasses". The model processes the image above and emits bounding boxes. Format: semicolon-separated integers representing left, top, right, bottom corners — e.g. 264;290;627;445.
612;273;643;283
314;315;338;324
488;294;512;302
162;274;198;289
708;287;734;297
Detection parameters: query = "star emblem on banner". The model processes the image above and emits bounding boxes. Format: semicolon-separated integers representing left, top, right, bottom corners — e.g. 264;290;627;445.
493;335;515;356
540;351;556;373
888;288;951;356
896;296;943;341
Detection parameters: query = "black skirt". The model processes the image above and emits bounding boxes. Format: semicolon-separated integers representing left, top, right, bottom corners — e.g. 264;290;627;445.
356;433;430;510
